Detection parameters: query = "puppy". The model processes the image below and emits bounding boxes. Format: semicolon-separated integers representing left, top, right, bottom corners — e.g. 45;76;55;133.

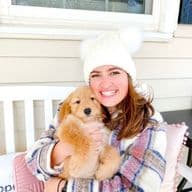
56;86;121;180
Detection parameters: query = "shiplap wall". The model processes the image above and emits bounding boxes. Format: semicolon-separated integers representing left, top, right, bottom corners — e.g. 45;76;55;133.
0;25;192;153
0;28;191;112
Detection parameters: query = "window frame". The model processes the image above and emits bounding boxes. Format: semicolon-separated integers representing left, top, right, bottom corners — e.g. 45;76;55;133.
0;0;181;41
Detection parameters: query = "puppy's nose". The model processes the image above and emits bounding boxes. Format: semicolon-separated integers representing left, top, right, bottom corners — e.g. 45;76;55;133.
84;108;91;115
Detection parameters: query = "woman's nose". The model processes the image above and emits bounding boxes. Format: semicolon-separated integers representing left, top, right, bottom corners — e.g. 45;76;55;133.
99;76;112;87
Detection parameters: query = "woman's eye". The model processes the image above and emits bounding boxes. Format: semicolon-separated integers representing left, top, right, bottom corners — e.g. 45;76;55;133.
110;71;120;76
90;74;100;78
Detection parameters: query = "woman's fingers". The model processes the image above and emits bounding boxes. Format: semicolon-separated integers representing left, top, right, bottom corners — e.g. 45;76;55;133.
44;177;66;192
83;122;104;139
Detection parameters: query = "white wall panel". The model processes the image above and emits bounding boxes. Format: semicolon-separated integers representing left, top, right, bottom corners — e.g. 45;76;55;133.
1;34;192;58
140;79;192;98
0;58;83;83
153;96;192;112
0;57;191;83
136;59;192;79
0;39;79;57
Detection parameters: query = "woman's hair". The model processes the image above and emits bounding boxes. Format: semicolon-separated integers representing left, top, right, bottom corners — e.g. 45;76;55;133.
106;74;155;140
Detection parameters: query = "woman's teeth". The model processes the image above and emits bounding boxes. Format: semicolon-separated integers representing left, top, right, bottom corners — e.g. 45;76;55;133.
101;90;116;96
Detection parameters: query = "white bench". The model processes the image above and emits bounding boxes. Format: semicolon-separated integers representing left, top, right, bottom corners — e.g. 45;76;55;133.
0;86;77;192
0;86;76;154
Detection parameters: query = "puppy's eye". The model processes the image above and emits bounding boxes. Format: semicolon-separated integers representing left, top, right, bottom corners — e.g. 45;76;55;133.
75;100;80;104
59;102;63;106
91;97;95;101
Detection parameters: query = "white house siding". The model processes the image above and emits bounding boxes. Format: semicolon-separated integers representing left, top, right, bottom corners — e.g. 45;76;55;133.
0;25;192;153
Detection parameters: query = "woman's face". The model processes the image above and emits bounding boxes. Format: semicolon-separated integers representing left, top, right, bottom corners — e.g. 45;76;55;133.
89;65;129;109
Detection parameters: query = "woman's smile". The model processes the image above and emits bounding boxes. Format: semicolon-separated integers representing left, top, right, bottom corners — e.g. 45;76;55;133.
100;90;117;97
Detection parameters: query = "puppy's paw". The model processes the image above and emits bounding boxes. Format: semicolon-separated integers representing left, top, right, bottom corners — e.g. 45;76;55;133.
69;160;85;178
69;155;94;178
95;164;113;180
95;146;121;180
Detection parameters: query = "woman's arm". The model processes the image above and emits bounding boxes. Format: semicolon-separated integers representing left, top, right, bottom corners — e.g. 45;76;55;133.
25;113;73;181
25;121;58;181
51;140;74;167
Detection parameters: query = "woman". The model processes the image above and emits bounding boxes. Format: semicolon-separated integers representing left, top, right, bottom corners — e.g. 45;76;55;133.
26;29;167;192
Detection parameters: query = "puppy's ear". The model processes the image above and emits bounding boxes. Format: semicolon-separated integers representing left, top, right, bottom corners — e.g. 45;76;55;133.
58;101;71;123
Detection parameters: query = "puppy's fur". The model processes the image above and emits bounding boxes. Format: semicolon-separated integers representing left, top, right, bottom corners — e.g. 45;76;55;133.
56;86;121;180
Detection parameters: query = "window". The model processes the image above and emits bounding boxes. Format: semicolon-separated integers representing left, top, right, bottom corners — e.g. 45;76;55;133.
178;0;192;24
0;0;181;41
11;0;152;14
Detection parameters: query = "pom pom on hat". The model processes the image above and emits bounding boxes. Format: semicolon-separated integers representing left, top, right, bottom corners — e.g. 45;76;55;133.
119;27;143;54
81;27;143;83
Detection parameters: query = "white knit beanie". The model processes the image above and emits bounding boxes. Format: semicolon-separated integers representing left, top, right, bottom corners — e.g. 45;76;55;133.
81;27;143;83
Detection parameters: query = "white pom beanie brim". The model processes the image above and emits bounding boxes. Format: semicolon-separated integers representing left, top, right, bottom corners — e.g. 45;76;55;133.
81;28;142;83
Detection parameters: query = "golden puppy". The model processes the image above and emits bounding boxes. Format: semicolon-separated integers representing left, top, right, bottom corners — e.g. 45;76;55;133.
56;86;121;180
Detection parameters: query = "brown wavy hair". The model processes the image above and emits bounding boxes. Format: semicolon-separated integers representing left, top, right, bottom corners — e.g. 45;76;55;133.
106;74;155;140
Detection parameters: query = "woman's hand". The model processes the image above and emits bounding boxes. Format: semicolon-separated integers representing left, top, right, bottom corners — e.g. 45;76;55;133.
44;177;66;192
83;121;108;152
51;141;74;167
